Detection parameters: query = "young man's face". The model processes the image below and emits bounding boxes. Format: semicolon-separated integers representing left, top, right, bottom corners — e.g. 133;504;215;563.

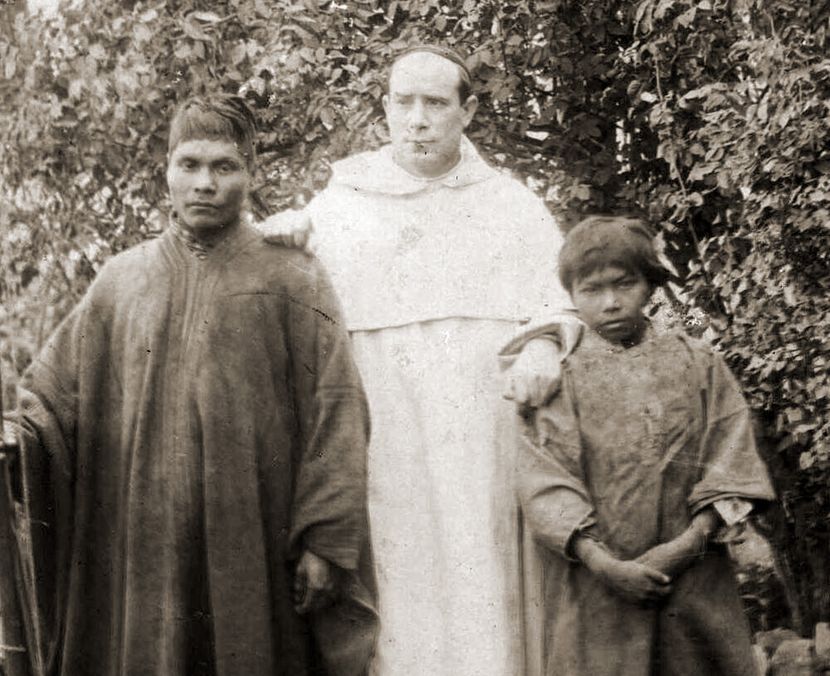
571;265;652;345
166;139;250;232
383;51;477;178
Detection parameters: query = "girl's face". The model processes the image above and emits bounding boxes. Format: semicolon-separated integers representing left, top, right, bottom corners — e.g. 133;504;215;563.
571;265;652;346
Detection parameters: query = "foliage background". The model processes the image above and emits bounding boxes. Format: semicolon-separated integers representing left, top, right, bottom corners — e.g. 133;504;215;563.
2;0;829;634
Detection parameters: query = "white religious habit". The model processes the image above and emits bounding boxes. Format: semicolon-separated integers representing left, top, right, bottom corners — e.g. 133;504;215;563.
305;137;574;676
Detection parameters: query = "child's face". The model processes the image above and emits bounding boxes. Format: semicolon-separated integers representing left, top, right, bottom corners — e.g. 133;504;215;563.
571;265;651;345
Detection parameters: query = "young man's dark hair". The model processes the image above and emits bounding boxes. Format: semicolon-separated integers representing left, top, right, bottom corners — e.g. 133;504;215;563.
168;93;258;167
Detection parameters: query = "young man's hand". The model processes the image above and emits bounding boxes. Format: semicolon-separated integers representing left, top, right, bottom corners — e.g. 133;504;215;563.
0;417;19;457
503;338;563;407
259;210;313;250
293;550;338;615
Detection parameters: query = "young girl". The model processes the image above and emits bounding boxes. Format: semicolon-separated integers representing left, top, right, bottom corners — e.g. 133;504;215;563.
518;216;775;675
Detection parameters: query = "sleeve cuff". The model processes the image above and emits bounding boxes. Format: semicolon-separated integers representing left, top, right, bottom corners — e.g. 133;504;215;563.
498;315;583;371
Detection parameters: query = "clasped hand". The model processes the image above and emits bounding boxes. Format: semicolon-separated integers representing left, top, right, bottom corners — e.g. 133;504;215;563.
598;558;673;604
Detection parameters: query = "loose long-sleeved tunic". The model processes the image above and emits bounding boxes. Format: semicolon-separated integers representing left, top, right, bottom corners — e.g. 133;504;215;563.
518;329;775;676
15;223;376;676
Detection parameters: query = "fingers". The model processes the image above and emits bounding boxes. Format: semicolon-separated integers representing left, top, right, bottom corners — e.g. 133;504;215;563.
540;376;562;406
503;374;539;405
526;376;548;408
643;566;672;586
1;421;20;454
259;210;312;247
294;581;336;615
502;375;519;402
293;553;338;615
294;228;312;249
293;562;308;609
503;373;562;407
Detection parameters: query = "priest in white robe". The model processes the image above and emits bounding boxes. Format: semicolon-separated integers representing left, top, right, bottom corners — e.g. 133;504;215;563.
262;45;578;676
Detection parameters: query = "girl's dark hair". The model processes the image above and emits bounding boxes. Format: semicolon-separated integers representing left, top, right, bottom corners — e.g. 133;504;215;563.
558;216;671;292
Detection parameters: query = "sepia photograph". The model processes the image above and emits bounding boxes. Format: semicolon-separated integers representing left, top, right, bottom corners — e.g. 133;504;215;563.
1;0;828;674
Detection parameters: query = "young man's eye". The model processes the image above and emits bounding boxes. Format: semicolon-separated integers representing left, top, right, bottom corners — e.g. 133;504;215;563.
217;163;238;173
180;159;198;170
426;98;447;107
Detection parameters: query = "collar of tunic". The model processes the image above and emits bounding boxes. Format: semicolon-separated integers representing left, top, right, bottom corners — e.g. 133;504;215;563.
169;214;244;259
577;322;658;355
329;135;499;196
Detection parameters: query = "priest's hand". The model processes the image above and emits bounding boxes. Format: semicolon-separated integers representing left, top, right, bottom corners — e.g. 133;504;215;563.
259;210;313;250
294;550;338;615
503;337;563;408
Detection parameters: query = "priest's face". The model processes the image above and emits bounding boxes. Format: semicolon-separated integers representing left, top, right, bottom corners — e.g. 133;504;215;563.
167;138;250;232
383;52;478;178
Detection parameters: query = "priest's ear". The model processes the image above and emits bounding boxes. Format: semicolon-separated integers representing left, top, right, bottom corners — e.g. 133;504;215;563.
460;95;478;128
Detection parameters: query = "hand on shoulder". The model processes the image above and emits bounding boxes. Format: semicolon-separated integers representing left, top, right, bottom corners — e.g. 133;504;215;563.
258;210;313;251
503;337;563;408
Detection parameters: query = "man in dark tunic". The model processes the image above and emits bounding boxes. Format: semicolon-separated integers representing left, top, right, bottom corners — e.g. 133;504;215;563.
5;95;376;676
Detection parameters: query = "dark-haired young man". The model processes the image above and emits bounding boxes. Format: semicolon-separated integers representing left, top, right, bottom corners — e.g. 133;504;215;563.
7;94;376;676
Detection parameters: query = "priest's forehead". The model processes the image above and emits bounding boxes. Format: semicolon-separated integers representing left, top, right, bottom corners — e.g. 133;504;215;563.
168;94;257;166
387;46;472;102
